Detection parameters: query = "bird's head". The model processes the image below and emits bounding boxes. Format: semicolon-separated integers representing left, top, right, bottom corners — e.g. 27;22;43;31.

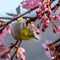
22;26;38;40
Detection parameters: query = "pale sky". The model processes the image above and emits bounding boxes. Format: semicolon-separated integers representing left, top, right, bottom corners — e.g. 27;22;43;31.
0;0;26;17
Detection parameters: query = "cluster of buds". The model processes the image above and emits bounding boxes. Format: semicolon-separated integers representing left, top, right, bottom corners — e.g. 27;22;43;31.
38;0;51;11
0;20;10;41
0;43;11;60
42;39;60;60
21;0;41;10
36;10;60;33
29;22;40;35
0;25;10;41
21;0;60;34
10;42;26;60
16;47;26;60
39;0;47;11
53;13;60;21
36;10;42;20
52;25;60;33
35;0;53;33
0;42;26;60
36;13;49;32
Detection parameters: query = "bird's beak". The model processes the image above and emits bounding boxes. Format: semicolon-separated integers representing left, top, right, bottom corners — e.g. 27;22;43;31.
34;37;38;40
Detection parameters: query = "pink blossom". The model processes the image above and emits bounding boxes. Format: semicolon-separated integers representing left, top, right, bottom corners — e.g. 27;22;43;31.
45;50;54;59
40;2;47;11
16;47;26;60
38;1;47;11
42;40;60;60
53;12;60;21
21;0;41;10
57;26;60;33
42;40;52;49
36;23;40;29
20;47;25;53
43;13;50;24
36;28;40;35
43;17;49;24
42;40;56;60
0;52;10;59
57;12;60;21
53;15;59;21
53;26;60;33
0;43;10;59
36;10;42;19
0;25;10;40
48;7;52;15
0;44;8;52
57;12;60;16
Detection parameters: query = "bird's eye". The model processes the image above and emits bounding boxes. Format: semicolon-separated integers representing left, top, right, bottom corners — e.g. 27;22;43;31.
30;33;33;36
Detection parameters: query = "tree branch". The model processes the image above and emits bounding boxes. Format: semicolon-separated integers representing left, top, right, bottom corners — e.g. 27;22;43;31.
10;40;22;60
0;17;11;20
49;39;60;46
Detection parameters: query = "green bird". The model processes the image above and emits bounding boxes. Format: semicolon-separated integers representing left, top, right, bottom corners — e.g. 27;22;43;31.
11;21;38;41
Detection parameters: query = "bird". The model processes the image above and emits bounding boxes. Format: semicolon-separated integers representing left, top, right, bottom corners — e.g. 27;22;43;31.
11;21;38;41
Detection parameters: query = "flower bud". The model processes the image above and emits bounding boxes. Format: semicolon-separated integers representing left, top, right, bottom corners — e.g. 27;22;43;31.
42;27;45;32
53;26;57;33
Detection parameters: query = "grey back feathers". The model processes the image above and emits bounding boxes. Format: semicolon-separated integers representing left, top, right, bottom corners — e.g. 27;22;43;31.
11;21;24;40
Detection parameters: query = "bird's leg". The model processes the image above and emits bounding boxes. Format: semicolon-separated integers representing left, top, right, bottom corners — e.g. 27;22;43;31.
9;40;19;48
10;40;22;60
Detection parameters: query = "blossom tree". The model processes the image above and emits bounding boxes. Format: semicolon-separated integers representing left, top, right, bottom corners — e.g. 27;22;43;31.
0;0;60;60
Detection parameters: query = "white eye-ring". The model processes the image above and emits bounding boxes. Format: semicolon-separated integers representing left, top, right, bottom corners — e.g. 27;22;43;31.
30;33;33;36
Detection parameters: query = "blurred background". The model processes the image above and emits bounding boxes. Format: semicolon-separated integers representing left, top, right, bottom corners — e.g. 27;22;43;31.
0;0;60;60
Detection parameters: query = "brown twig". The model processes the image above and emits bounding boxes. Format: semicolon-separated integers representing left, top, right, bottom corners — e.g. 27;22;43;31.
0;17;12;20
0;16;35;20
52;39;60;45
49;39;60;46
10;40;22;60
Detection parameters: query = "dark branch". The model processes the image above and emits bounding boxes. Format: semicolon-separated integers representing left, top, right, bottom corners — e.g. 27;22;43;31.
50;39;60;46
0;17;11;20
11;40;22;60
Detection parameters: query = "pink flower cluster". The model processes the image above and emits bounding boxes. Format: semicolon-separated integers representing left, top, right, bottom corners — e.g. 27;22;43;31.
36;11;60;33
36;10;42;20
21;0;49;11
21;0;52;12
0;43;10;59
42;40;60;60
21;0;60;34
53;12;60;21
21;0;41;10
16;47;26;60
53;25;60;33
36;13;49;32
0;25;10;41
57;26;60;33
29;22;40;35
